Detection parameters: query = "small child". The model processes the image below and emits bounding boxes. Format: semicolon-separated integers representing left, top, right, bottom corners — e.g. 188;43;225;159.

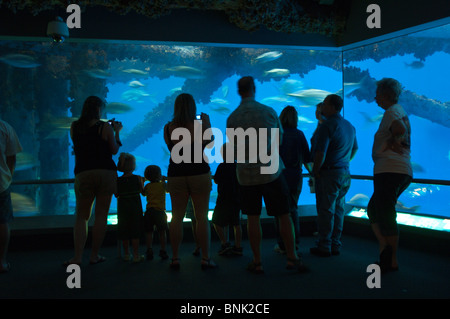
142;165;169;260
116;152;145;263
212;143;243;256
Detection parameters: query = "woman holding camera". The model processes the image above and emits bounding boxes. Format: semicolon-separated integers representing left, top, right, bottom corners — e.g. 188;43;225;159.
64;96;123;266
163;93;216;270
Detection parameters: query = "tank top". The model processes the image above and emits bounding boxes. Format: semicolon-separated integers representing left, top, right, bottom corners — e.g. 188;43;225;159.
72;121;117;175
164;122;210;177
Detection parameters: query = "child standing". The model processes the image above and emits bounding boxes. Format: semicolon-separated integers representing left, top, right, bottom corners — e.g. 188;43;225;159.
116;153;145;263
143;165;169;260
212;143;243;256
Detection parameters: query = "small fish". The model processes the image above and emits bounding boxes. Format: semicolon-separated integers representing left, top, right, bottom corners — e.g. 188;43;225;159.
263;68;290;77
83;69;111;79
122;69;149;75
128;80;145;88
222;86;229;98
166;66;205;79
0;54;40;68
106;102;133;114
255;51;283;63
169;87;182;94
404;61;424;69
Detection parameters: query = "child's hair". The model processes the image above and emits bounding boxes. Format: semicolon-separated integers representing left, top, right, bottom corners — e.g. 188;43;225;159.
144;165;162;182
117;152;136;173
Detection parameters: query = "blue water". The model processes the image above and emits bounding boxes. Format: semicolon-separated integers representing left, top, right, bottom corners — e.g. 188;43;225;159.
6;23;450;220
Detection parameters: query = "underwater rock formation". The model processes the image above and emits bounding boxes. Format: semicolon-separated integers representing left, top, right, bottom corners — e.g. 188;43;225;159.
347;68;450;129
2;0;350;36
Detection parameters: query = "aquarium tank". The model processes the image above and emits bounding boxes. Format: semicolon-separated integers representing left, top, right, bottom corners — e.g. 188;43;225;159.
1;22;449;232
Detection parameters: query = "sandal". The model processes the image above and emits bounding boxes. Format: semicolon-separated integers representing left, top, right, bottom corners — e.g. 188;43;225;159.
286;258;309;273
201;258;218;270
246;261;264;274
89;255;106;265
170;258;180;270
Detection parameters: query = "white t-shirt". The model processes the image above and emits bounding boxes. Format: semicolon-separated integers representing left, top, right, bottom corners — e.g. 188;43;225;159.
372;104;412;176
0;119;23;192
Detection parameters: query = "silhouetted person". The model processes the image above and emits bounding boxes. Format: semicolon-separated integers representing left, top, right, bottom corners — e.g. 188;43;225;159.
367;78;412;273
310;94;358;257
65;96;122;266
0;119;22;273
227;76;308;273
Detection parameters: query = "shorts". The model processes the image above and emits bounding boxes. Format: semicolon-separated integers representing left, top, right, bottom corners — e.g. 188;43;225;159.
144;208;168;232
167;172;212;194
0;187;13;223
367;172;412;236
239;174;290;217
212;197;241;227
74;169;117;200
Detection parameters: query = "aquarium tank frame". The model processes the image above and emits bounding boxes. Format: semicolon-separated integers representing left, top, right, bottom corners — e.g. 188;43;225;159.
3;17;450;234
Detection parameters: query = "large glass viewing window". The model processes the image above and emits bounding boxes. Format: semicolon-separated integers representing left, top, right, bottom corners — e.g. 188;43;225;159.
2;22;449;232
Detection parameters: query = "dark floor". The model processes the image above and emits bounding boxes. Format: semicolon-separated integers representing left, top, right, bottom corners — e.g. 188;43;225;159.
1;219;449;301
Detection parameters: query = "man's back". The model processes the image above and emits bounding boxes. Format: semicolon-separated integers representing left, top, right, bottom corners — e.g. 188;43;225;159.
227;97;284;185
314;113;357;169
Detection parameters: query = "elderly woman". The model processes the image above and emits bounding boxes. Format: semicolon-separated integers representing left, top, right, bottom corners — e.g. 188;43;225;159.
65;96;123;266
163;93;215;269
367;78;412;273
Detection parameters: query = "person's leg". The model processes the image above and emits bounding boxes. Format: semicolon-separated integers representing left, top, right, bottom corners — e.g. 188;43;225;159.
190;191;212;262
331;172;351;253
0;188;13;271
168;192;190;263
0;223;10;271
72;196;94;264
277;213;298;261
313;171;338;254
247;214;262;265
90;194;112;263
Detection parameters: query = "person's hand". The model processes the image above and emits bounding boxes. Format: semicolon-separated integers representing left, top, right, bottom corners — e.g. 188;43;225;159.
200;113;211;127
112;120;123;133
384;137;404;155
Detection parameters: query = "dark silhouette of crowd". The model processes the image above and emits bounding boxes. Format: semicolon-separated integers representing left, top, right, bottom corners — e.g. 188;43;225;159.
0;76;411;276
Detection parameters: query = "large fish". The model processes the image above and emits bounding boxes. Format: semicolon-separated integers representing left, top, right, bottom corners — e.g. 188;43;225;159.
121;89;150;102
255;51;283;63
106;102;134;114
166;66;205;79
11;192;38;214
128;80;145;88
287;89;331;105
0;54;40;68
83;68;111;79
263;68;290;77
122;69;149;75
15;152;39;171
404;61;424;69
